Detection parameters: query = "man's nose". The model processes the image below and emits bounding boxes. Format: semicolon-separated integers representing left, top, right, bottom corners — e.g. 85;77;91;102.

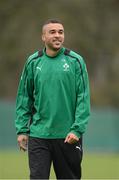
55;32;60;37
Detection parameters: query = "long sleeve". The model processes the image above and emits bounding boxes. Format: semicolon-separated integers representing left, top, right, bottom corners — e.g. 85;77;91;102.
15;60;34;135
70;57;90;138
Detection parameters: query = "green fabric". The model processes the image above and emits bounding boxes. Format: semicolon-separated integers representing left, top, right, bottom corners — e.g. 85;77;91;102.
15;47;90;138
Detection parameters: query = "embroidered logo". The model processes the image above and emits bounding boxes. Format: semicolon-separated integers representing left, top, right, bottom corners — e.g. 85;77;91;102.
36;66;42;71
61;59;66;62
76;146;81;151
63;63;69;71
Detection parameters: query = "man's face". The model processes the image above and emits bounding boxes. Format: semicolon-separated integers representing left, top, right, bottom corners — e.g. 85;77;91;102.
42;23;64;51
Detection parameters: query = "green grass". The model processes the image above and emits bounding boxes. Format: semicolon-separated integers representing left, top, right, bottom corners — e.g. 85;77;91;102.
0;150;119;179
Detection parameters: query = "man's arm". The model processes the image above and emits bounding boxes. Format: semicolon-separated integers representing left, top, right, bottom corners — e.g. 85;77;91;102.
66;57;90;142
15;60;34;149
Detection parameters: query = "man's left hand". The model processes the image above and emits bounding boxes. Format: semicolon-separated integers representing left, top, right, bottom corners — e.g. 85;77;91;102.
64;133;79;144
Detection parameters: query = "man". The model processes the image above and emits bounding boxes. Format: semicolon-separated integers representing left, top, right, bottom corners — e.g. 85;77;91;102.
15;19;90;179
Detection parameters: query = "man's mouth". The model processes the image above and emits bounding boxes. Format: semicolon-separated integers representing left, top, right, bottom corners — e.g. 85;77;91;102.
53;39;62;43
53;40;62;45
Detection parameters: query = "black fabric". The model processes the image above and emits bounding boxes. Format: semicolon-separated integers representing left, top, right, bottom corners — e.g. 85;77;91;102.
28;138;52;179
28;137;83;179
64;48;71;55
38;50;43;57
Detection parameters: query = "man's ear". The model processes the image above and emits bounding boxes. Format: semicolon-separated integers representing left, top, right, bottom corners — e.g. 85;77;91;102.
42;34;45;42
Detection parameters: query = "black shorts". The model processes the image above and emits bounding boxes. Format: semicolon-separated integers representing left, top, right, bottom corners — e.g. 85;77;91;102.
28;137;83;179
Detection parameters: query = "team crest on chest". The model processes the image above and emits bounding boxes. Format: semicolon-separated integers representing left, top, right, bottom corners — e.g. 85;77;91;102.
63;63;70;71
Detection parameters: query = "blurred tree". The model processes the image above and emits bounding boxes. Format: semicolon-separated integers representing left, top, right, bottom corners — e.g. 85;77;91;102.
0;0;119;107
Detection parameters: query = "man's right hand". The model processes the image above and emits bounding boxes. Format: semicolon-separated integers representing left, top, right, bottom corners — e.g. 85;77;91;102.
17;134;28;151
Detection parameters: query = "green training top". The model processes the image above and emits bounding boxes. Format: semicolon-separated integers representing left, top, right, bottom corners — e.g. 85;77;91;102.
15;47;90;138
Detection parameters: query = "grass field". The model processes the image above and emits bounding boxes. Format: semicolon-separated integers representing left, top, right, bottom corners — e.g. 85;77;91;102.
0;150;119;179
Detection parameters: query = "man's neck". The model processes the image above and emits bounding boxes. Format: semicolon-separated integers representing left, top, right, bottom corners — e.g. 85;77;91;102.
45;48;61;57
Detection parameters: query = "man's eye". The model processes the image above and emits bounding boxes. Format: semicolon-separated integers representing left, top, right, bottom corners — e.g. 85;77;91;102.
50;30;55;34
59;31;63;34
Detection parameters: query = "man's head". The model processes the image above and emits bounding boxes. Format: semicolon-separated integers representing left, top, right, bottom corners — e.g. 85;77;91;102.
42;19;64;52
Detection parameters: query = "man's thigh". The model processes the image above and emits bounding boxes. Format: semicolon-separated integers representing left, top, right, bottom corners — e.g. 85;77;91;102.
28;137;52;179
52;139;83;179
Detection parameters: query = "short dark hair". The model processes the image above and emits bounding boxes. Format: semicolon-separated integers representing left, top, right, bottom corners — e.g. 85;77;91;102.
43;19;63;27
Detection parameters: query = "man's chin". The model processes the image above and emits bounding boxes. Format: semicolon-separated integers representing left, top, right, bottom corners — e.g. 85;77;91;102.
53;45;62;51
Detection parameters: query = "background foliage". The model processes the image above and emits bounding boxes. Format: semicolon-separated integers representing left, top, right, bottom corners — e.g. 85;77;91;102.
0;1;119;179
0;0;119;107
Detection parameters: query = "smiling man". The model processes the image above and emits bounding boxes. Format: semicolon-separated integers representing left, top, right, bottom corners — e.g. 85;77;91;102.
42;21;64;54
15;19;90;180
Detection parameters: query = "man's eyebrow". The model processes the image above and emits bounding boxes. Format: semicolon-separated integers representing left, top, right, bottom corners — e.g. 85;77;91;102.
49;29;55;31
49;29;64;32
59;29;64;32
